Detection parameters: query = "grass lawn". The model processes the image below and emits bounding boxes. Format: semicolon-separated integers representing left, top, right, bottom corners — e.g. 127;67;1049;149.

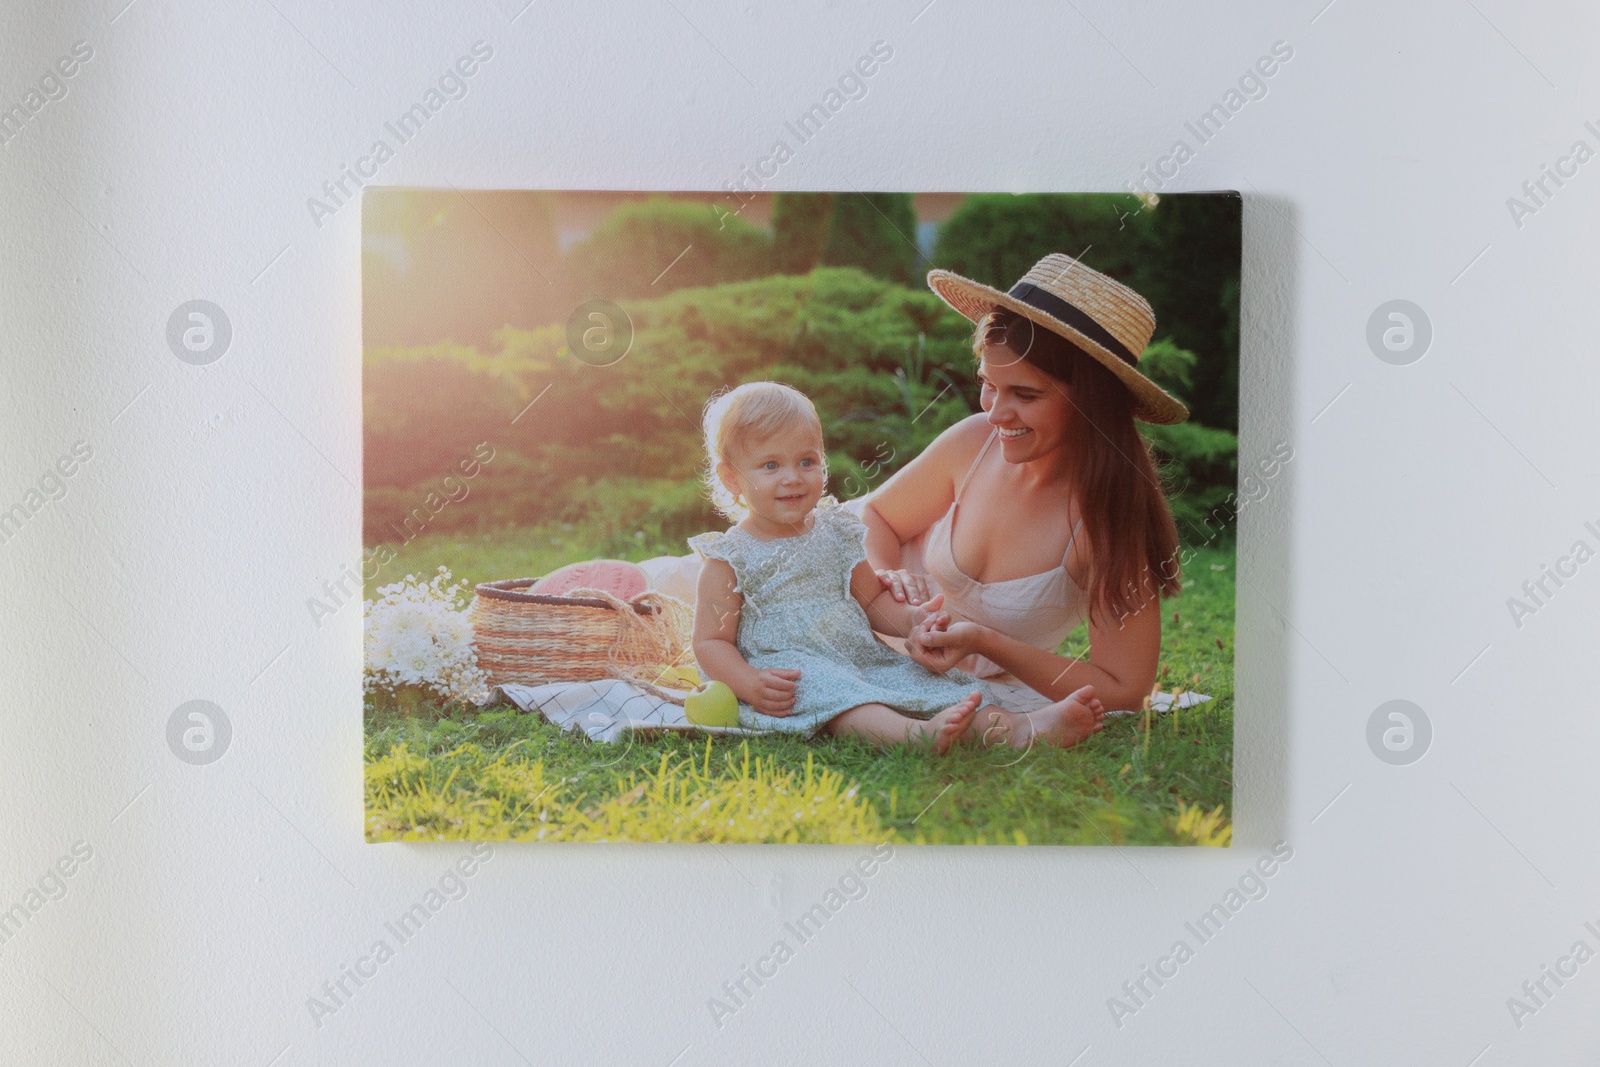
364;527;1235;846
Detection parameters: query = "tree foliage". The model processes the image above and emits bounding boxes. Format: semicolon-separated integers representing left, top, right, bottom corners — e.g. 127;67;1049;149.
365;266;1234;547
770;192;835;275
819;193;919;286
932;192;1241;429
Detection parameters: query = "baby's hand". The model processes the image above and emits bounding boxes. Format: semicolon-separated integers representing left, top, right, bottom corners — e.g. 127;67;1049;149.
751;668;801;717
877;568;932;605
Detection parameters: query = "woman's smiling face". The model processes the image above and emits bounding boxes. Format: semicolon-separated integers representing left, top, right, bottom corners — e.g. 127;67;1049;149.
977;346;1078;462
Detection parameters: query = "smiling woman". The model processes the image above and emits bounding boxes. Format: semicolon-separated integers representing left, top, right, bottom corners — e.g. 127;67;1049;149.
863;252;1187;713
973;305;1180;625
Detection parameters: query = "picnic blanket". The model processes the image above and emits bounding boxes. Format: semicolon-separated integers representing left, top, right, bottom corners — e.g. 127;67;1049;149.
487;678;1211;742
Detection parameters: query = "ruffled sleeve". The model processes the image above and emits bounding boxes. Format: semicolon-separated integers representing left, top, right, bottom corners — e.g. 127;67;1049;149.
688;529;743;593
819;496;869;573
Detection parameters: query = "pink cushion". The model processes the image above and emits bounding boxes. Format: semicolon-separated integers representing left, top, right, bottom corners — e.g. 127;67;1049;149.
531;560;649;600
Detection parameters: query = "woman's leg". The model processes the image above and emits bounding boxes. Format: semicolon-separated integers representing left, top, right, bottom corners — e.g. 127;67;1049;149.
825;694;980;753
965;685;1106;749
963;704;1032;748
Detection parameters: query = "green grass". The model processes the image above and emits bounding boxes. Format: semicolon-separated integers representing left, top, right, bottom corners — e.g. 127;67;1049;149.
363;529;1235;846
366;522;682;601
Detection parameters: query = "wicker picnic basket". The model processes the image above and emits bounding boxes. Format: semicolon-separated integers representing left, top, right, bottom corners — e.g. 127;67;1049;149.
468;578;694;696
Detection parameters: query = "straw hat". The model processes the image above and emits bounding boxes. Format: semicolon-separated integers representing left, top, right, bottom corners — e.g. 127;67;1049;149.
927;252;1189;425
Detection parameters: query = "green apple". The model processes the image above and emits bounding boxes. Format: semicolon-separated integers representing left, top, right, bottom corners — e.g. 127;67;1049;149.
684;680;740;727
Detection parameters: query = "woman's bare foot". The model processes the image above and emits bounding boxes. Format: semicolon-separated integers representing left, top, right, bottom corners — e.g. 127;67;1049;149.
920;692;980;753
1016;685;1105;749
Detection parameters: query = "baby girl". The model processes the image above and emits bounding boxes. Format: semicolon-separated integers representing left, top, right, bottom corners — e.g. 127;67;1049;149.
689;381;1104;751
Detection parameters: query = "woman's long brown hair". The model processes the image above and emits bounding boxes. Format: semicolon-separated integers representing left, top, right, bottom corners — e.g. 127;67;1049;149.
977;308;1181;626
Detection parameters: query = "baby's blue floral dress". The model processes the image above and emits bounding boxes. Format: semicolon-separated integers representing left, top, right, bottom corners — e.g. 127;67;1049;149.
688;497;999;737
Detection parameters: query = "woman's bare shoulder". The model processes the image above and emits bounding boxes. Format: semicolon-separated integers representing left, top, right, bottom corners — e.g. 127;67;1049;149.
863;412;989;532
923;412;992;469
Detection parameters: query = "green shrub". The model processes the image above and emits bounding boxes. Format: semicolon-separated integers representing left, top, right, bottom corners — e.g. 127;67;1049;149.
365;266;1239;546
1143;420;1239;542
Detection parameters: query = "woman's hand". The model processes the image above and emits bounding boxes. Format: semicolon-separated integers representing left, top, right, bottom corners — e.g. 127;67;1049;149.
876;568;932;605
908;592;944;625
750;668;801;717
906;603;954;671
909;613;987;675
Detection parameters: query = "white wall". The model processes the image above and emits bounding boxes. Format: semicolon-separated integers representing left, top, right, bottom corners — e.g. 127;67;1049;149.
2;1;1596;1063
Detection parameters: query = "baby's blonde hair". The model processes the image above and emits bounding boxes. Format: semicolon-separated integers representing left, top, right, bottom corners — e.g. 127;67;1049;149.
701;381;826;521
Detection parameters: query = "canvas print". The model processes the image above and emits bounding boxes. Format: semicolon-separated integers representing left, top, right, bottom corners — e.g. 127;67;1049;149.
361;189;1246;845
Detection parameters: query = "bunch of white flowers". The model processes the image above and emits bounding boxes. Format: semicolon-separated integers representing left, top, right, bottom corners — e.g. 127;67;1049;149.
363;567;489;707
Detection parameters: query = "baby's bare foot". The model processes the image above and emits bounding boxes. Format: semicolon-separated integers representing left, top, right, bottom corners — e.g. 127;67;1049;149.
923;692;980;754
1018;685;1105;749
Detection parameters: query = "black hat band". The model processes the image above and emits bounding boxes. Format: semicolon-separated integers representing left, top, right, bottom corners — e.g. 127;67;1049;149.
1007;281;1138;367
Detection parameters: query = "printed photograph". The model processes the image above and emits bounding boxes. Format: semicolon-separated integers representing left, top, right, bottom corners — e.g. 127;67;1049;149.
360;188;1247;845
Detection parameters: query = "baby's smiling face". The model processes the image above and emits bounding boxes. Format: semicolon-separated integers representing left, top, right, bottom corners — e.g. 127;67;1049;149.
719;422;827;537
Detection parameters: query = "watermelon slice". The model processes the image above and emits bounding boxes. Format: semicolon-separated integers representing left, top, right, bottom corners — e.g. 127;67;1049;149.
531;559;649;600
